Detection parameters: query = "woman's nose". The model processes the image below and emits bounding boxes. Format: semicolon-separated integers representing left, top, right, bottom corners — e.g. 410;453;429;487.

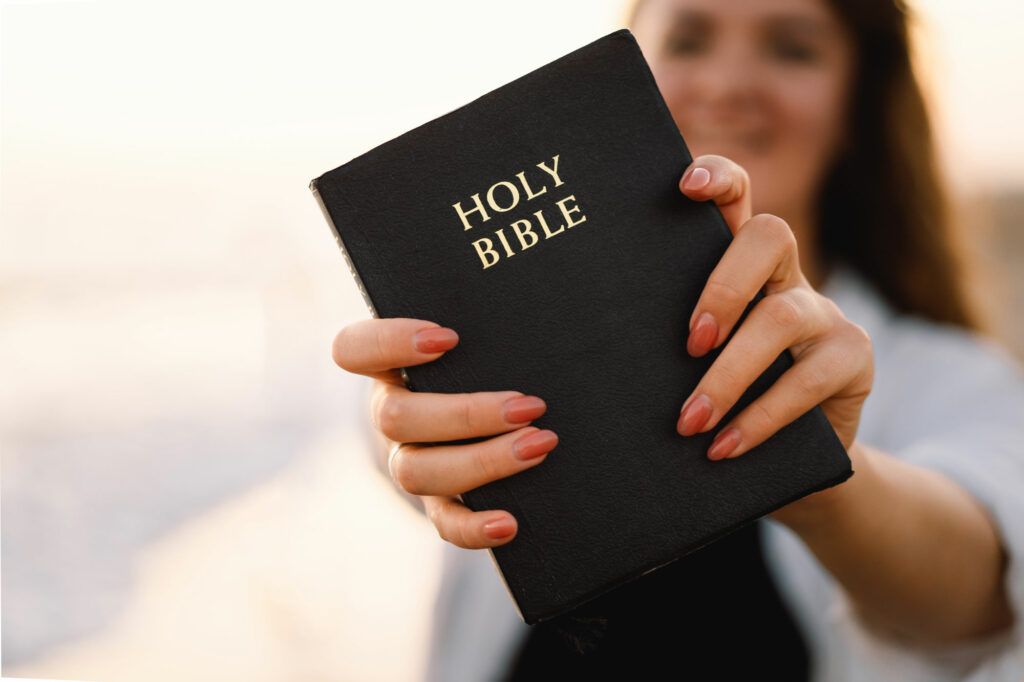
690;47;764;115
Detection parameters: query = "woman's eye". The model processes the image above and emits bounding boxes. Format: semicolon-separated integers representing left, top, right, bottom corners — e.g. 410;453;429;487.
769;40;820;63
664;35;707;56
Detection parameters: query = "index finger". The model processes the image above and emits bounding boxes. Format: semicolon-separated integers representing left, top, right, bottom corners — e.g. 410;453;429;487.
679;154;752;235
332;317;458;379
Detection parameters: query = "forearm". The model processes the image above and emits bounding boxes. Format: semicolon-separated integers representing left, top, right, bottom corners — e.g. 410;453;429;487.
779;440;1015;645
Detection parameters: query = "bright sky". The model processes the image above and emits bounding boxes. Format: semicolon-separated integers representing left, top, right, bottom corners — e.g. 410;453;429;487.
3;1;1023;209
908;0;1024;190
2;0;1023;277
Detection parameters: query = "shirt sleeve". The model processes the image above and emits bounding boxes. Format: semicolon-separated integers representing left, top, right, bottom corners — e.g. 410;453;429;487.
844;317;1024;680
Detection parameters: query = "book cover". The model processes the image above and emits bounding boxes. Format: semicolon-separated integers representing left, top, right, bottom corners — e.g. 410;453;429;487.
310;28;853;625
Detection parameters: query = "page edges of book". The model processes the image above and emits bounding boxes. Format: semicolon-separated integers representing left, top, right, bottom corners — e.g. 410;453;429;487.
309;177;382;316
310;177;422;391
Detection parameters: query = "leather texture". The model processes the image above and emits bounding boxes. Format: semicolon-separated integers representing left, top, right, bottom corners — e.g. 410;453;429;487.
311;29;853;625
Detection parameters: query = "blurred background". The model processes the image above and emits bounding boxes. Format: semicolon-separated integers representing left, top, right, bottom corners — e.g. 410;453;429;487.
1;1;1021;680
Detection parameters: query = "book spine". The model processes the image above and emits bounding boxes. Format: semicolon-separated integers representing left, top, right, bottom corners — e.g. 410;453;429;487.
309;178;416;389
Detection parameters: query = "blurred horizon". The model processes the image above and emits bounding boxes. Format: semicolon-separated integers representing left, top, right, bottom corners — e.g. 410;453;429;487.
2;1;1023;680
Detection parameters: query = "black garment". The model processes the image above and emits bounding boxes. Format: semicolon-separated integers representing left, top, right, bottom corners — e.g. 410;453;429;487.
504;520;810;681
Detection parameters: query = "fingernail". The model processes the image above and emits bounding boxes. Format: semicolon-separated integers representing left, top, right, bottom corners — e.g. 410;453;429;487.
483;517;515;539
678;393;713;437
503;395;546;424
687;312;718;357
513;429;558;461
708;429;742;460
413;327;458;353
683;166;711;191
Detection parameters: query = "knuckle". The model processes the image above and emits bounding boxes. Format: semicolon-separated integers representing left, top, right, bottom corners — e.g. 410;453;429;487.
331;325;352;370
369;381;387;431
752;214;797;257
726;162;750;199
845;322;875;383
471;440;504;483
373;322;393;368
705;276;749;311
433;510;453;543
390;447;421;495
435;518;455;546
460;394;480;434
835;317;873;357
435;524;451;544
693;153;722;168
813;295;844;334
848;320;873;351
459;519;481;549
426;499;461;546
819;294;844;320
758;213;795;243
708;360;745;399
791;289;841;339
749;399;777;430
446;512;472;548
703;153;742;175
862;356;876;388
426;500;446;539
736;163;751;189
376;391;405;441
761;292;802;329
795;364;831;397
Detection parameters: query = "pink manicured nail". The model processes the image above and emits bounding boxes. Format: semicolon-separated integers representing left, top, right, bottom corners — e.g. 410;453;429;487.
503;396;546;424
513;429;558;461
683;167;711;190
483;517;515;539
708;429;742;460
678;394;713;436
687;312;718;357
413;327;458;353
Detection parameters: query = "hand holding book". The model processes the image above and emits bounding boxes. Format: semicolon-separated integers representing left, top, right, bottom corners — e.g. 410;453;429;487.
316;25;1012;640
672;154;873;526
333;318;553;549
331;152;871;548
674;154;873;460
316;29;853;622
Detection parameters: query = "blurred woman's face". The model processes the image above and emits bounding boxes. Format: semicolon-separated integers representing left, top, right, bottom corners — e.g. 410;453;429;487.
632;0;855;225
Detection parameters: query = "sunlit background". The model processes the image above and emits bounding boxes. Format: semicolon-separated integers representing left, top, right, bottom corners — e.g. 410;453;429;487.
2;1;1022;680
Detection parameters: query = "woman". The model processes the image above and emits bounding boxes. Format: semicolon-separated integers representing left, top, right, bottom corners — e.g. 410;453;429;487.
333;0;1024;678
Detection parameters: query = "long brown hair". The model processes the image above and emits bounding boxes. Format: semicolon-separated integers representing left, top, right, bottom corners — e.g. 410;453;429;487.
625;0;982;331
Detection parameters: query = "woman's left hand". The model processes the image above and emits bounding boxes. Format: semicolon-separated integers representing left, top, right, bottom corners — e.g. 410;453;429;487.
675;155;874;520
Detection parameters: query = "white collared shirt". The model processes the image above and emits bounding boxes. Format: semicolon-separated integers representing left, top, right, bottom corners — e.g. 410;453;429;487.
424;264;1024;681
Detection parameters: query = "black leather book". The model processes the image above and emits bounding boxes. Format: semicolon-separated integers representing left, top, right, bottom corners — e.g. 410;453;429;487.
310;29;853;625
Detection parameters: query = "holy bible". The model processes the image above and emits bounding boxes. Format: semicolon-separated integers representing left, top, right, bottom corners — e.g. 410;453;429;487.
310;29;853;624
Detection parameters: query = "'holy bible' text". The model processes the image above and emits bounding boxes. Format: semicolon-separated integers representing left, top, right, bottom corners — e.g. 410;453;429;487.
451;154;588;269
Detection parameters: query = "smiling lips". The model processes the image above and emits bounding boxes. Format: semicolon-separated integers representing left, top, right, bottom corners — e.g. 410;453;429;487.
683;124;773;155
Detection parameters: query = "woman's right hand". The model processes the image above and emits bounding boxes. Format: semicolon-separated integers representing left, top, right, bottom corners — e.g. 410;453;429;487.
332;317;558;549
